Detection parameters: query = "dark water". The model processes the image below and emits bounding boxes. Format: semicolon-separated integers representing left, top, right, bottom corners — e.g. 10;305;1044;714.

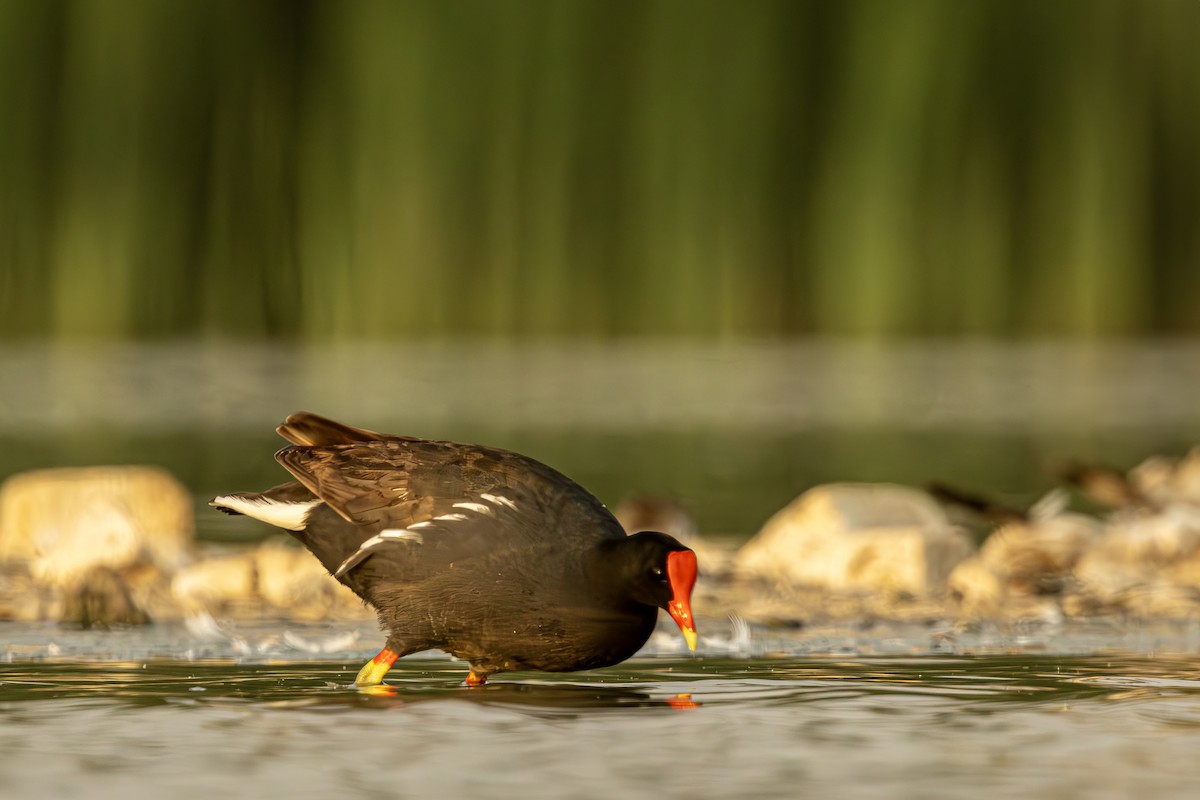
5;623;1200;799
5;340;1200;538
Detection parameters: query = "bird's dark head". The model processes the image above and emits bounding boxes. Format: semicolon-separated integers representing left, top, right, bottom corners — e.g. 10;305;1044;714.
600;531;698;652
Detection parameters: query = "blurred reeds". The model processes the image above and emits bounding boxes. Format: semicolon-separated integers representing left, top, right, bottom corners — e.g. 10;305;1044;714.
1;0;1198;340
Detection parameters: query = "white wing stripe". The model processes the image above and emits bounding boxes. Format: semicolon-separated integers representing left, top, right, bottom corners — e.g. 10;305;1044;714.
452;502;493;515
333;497;509;580
480;492;518;511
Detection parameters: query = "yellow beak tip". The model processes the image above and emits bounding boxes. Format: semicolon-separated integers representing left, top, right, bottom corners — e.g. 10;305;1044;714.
683;627;698;653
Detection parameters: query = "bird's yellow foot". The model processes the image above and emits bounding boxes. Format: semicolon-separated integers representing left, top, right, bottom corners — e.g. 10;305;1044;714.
465;670;487;687
355;648;399;688
667;693;700;709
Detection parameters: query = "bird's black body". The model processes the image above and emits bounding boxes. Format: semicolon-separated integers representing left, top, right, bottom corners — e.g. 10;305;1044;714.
212;413;697;684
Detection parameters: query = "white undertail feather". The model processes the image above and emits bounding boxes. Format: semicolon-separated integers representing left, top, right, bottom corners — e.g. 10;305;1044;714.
211;495;321;531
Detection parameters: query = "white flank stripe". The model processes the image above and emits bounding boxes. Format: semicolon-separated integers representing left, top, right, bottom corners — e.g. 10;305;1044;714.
480;492;518;511
453;502;492;515
213;495;320;531
408;521;434;530
334;527;423;578
433;513;468;522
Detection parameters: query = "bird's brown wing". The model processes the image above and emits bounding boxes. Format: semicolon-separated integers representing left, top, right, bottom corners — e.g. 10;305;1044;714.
275;437;624;578
276;411;395;447
276;439;512;526
274;437;619;534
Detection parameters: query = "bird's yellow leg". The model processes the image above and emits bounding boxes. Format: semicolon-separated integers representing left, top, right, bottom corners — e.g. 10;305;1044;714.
355;648;399;688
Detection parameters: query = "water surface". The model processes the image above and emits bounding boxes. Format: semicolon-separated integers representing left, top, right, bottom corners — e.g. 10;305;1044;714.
5;623;1200;799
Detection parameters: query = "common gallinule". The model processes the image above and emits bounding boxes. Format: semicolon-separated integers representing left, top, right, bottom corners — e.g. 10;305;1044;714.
211;413;698;687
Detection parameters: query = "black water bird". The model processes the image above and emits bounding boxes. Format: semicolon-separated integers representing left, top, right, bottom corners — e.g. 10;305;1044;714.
211;413;698;687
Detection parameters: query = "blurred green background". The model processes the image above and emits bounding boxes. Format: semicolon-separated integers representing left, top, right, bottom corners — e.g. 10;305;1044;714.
3;0;1198;342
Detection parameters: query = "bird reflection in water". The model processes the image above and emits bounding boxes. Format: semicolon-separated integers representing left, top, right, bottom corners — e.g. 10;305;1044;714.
355;680;701;711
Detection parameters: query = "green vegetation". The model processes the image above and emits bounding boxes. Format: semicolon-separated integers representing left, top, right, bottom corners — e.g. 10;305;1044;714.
2;0;1197;340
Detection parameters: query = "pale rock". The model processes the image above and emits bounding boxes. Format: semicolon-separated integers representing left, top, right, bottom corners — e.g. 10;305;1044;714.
947;507;1099;618
61;565;151;627
121;562;182;622
1129;455;1179;508
734;483;972;596
1071;504;1200;609
1164;552;1200;593
1096;506;1200;564
1078;580;1200;619
1130;448;1200;509
983;513;1099;593
252;540;366;620
171;541;369;620
947;556;1007;617
0;466;193;587
1125;584;1200;617
1171;448;1200;506
170;550;258;612
0;562;51;621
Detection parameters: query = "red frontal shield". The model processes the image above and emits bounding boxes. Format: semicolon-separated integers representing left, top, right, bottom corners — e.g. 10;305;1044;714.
665;550;698;651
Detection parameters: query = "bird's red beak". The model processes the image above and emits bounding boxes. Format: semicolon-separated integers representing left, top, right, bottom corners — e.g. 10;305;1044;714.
666;550;698;652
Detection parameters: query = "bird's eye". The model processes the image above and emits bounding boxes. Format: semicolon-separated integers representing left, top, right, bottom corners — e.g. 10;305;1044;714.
651;567;664;578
